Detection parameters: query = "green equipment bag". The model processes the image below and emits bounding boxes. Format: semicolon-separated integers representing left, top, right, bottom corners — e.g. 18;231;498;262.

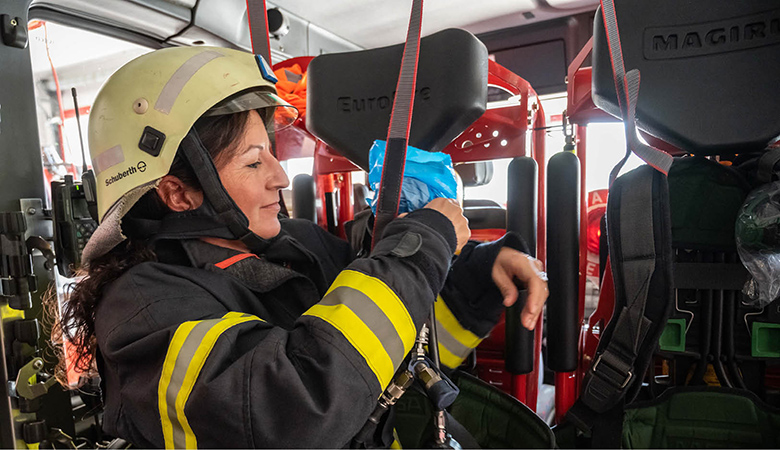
622;387;780;448
667;156;750;251
395;371;556;449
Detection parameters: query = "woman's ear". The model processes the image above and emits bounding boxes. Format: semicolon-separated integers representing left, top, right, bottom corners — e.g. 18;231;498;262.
156;175;204;212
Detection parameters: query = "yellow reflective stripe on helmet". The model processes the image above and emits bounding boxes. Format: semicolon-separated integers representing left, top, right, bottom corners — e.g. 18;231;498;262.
303;270;416;389
158;312;263;449
435;296;484;369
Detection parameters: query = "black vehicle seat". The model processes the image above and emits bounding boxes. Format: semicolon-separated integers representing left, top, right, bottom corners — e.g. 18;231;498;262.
353;183;370;213
291;174;317;222
455;161;506;231
305;27;561;450
307;28;488;172
305;27;488;245
562;1;780;448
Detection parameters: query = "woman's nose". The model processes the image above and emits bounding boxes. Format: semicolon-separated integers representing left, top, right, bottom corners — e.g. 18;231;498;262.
268;155;290;190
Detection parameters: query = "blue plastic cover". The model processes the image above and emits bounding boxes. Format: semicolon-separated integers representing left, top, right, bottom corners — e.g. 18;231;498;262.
368;140;458;214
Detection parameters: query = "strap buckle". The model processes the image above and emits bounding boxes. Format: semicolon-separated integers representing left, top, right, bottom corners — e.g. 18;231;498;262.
591;352;633;389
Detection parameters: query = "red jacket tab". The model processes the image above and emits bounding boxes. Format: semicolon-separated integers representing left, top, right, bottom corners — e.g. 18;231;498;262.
215;253;258;269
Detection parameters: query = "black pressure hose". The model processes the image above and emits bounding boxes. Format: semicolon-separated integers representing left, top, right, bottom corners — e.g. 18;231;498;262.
690;251;712;385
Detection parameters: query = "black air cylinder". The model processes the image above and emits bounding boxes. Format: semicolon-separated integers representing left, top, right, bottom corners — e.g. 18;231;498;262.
505;157;538;374
292;174;317;222
546;151;581;373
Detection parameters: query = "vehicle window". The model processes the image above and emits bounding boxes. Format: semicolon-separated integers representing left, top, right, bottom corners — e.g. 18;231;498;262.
584;122;643;192
28;20;152;184
462;92;644;206
28;23;154;386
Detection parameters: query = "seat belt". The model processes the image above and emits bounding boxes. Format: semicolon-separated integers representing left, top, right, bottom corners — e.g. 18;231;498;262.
563;0;674;446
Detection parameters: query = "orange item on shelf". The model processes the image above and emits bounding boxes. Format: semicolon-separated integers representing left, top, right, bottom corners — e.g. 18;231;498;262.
274;63;307;118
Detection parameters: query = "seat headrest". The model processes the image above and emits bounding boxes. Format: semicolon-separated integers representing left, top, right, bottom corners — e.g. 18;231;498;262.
307;28;488;170
592;2;780;154
455;161;494;187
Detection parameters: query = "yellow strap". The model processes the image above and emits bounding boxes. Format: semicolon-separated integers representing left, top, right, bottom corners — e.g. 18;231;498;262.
158;311;263;449
435;296;484;369
303;270;416;389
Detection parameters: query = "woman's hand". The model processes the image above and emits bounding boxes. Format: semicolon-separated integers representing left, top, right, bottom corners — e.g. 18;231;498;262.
491;248;549;330
423;198;470;252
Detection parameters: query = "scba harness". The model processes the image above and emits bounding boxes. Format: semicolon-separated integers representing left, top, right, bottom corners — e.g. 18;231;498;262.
558;1;780;448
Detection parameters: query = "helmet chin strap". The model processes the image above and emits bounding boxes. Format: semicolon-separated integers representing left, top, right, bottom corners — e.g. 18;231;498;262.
125;129;279;254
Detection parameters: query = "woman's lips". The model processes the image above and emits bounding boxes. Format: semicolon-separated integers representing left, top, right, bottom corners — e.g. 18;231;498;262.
262;202;281;211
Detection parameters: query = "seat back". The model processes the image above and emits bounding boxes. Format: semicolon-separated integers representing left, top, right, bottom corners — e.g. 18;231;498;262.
592;1;780;154
455;162;505;231
307;28;488;170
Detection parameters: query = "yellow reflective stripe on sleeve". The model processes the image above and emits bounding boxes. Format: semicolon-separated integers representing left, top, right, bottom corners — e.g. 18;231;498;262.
159;321;199;449
158;312;263;449
303;270;416;389
435;296;484;369
391;429;403;449
323;271;416;342
438;340;467;369
305;303;395;388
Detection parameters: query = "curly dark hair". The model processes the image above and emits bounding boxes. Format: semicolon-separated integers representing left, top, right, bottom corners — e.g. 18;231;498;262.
47;110;253;386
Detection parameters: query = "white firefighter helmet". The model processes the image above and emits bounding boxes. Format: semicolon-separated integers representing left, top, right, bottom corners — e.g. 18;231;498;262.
83;46;297;261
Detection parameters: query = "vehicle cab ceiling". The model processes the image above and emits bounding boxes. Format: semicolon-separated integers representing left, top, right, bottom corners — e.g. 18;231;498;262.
28;0;599;54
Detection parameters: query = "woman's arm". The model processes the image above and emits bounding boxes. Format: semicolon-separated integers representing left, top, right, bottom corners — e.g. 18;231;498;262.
435;233;548;369
97;208;458;448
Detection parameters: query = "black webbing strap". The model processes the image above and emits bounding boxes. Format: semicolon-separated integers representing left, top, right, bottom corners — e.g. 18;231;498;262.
245;0;272;66
371;0;424;246
566;166;674;447
587;168;655;410
122;131;280;253
177;130;274;252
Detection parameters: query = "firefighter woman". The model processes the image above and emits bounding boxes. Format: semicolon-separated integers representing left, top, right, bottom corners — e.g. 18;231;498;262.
57;46;548;448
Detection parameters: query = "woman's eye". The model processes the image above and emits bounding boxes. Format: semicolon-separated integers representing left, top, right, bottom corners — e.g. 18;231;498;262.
247;162;261;169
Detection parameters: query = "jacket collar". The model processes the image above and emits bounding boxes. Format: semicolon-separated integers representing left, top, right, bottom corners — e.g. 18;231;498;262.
180;238;245;269
178;239;303;294
157;221;331;296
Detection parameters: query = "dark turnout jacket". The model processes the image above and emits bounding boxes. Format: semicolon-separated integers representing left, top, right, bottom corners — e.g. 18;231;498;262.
95;209;526;448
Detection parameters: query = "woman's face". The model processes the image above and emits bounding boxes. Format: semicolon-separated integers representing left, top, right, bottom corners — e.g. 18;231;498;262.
217;110;289;239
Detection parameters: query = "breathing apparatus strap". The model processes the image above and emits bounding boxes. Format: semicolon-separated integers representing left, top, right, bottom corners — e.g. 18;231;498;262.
354;1;461;447
245;0;272;65
563;1;674;445
565;166;673;447
598;0;672;184
370;0;424;246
